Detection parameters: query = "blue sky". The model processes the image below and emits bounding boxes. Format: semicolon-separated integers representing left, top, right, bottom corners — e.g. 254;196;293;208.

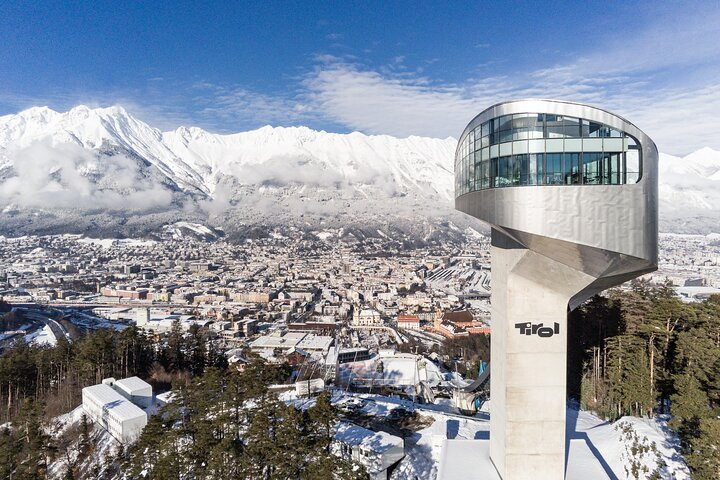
1;1;719;154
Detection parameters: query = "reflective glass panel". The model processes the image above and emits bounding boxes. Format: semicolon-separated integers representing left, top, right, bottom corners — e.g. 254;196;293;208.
563;117;581;138
497;156;509;187
497;115;513;133
583;153;603;184
456;112;642;193
564;153;581;184
490;157;498;188
481;159;489;189
531;153;544;185
546;115;563;138
545;153;563;185
517;154;530;185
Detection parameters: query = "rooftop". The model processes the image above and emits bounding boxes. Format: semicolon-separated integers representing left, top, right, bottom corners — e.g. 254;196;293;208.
114;376;151;393
334;421;403;453
83;384;146;421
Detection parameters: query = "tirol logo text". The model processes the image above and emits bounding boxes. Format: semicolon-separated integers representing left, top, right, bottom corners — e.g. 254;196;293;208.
515;322;560;338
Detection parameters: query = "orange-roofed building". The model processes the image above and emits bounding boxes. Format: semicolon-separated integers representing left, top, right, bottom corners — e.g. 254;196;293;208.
397;315;420;330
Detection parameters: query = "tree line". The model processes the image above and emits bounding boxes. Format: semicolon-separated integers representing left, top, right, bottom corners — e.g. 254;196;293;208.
0;313;365;479
569;282;720;479
0;317;227;424
125;364;365;479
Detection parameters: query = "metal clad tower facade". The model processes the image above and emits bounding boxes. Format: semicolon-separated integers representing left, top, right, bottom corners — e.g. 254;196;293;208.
454;100;658;479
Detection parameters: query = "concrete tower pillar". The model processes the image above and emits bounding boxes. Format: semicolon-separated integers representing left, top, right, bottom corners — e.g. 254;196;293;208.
490;230;595;479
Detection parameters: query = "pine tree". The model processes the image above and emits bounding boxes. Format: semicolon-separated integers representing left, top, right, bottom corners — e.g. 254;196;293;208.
14;398;54;479
164;319;186;373
0;426;20;479
685;418;720;480
63;465;74;480
187;324;207;377
206;339;228;370
308;391;337;452
671;374;709;423
79;413;90;452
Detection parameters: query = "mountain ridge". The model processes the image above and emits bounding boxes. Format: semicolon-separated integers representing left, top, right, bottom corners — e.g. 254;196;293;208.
0;105;718;239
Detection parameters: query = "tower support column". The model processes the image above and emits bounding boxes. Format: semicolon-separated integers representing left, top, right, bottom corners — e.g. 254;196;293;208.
489;229;594;480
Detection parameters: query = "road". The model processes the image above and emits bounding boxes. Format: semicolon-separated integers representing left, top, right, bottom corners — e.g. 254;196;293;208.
19;308;73;343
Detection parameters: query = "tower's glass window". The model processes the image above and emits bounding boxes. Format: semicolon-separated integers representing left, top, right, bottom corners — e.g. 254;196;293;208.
545;153;563;185
583;153;603;184
564;153;581;185
456;112;643;195
490;157;498;188
531;153;543;185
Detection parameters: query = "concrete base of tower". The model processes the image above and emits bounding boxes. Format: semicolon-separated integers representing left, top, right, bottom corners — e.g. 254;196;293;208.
489;229;596;480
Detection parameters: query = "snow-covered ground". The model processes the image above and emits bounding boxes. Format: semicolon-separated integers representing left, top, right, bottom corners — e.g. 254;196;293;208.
24;324;57;346
40;386;689;480
46;405;122;480
305;391;690;480
76;237;156;248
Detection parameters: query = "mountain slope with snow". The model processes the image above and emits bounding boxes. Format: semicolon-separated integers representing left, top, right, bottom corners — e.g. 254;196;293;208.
0;105;718;237
0;105;455;201
658;148;720;232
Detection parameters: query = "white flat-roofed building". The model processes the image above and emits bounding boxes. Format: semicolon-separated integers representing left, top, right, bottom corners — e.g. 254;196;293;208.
352;308;382;327
250;331;334;355
113;376;153;408
296;333;334;353
397;315;420;330
82;383;147;444
250;331;306;351
332;422;405;480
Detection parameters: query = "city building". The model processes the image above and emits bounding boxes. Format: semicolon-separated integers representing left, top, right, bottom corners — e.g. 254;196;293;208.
337;347;371;364
81;378;149;444
112;376;153;408
352;307;382;326
249;331;334;356
454;99;658;479
396;314;420;330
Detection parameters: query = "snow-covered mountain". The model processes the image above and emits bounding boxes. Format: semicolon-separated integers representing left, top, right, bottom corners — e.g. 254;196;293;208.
658;148;720;232
0;105;455;199
0;105;718;238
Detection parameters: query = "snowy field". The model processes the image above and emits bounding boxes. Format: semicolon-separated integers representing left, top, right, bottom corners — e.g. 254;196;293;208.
24;324;57;346
296;391;689;480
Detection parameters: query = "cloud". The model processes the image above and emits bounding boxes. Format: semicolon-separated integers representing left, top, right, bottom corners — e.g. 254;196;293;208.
302;62;479;138
190;83;316;130
291;8;720;153
2;8;718;156
0;142;174;211
198;181;233;216
297;13;720;154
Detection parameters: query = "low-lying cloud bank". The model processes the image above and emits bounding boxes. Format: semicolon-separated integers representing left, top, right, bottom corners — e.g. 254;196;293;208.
0;142;174;211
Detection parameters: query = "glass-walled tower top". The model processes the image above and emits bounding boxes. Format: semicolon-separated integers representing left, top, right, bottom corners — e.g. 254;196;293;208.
454;98;659;296
455;103;644;196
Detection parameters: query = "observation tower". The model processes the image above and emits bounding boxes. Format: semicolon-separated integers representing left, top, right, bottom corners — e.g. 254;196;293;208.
454;100;658;479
